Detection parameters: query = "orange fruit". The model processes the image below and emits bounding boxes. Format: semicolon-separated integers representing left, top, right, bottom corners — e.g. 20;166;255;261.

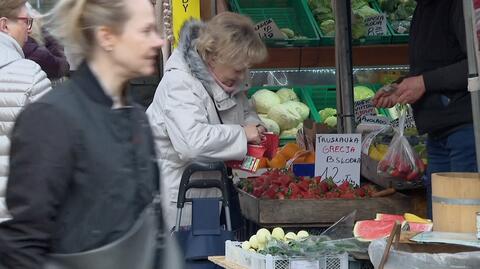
280;143;301;159
257;157;268;168
305;151;315;163
268;154;287;169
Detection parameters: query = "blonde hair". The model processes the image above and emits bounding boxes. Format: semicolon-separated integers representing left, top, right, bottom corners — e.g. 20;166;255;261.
0;0;27;19
46;0;129;60
196;12;267;68
26;3;44;45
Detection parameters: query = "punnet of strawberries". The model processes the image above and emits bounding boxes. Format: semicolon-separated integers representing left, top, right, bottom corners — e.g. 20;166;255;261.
237;169;378;199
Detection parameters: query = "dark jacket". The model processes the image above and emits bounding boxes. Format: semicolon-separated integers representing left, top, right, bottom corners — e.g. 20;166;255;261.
0;63;159;269
23;33;70;79
410;0;472;137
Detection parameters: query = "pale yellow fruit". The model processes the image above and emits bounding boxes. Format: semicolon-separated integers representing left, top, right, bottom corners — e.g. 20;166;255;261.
271;227;285;240
241;241;251;250
404;213;432;224
249;235;259;249
297;230;309;240
284;232;297;241
256;228;271;244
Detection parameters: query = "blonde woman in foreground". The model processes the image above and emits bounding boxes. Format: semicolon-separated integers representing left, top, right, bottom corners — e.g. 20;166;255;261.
0;0;169;268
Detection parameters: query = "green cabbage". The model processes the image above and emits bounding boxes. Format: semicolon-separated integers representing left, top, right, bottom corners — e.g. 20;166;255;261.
320;19;335;36
280;128;299;138
260;117;280;135
283;101;310;121
267;104;303;130
252;89;281;114
276;88;299;103
354;86;375;101
319;108;337;122
325;116;337;128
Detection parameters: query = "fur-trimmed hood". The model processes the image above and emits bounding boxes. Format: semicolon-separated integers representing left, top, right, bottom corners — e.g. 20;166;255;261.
164;20;249;110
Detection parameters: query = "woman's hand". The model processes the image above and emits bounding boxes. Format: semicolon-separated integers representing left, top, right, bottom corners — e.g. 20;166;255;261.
243;124;262;144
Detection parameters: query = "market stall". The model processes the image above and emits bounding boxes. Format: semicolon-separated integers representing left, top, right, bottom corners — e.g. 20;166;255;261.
160;0;480;268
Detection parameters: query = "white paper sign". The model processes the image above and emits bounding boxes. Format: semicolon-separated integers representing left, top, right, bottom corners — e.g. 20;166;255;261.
354;99;377;122
391;114;416;128
254;18;285;39
291;260;320;269
360;115;390;126
315;134;362;186
364;13;387;36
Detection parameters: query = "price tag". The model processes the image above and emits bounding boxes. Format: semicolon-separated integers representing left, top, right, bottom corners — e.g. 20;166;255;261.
291;260;319;269
364;13;387;36
391;114;416;128
315;134;362;186
254;18;285;39
354;99;377;122
360;115;391;126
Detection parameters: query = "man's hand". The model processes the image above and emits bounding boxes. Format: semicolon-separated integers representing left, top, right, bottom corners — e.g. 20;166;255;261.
395;75;426;104
372;88;398;108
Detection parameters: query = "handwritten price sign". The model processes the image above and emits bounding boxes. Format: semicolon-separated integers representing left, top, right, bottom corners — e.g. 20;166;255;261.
315;134;362;186
254;18;285;39
364;14;387;36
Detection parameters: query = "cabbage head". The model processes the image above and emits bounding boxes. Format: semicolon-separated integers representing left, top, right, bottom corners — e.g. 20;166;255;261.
319;107;337;122
260;118;280;135
267;104;303;130
325;116;337;128
320;19;335;36
276;88;299;103
251;89;281;114
283;101;310;120
354;86;375;101
280;127;299;138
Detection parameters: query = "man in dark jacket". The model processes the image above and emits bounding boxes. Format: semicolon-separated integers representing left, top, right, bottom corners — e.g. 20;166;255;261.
373;0;477;218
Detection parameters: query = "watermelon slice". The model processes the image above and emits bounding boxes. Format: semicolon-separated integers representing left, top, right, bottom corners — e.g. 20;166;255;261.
353;220;396;242
402;221;433;232
375;213;405;222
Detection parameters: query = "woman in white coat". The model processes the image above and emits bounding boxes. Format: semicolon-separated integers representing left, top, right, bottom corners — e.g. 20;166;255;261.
146;12;267;230
0;0;51;222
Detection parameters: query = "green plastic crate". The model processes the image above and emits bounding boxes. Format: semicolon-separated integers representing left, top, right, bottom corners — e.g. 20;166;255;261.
229;0;320;47
302;84;390;122
305;0;391;46
247;86;319;145
371;0;410;44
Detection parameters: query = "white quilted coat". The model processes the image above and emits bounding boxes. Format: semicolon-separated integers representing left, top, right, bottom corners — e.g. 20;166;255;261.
0;32;51;221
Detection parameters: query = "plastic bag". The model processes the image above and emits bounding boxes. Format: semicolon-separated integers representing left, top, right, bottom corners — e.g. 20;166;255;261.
377;105;425;180
368;238;480;269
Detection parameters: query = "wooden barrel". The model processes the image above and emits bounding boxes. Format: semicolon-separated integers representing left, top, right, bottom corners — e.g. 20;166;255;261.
432;173;480;233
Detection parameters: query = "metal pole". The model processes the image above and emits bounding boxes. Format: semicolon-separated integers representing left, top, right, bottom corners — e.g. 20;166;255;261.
334;0;355;133
463;0;480;170
36;0;41;10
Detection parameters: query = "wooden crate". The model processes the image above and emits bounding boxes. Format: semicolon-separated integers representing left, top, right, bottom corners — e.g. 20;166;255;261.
237;188;412;227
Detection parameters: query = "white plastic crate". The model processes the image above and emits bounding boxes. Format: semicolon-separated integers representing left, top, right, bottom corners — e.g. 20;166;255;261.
225;240;349;269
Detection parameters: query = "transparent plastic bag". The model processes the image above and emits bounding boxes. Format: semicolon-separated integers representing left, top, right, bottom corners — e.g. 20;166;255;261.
377;105;425;181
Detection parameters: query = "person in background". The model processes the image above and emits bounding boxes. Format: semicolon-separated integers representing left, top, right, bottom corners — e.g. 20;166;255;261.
146;12;268;231
0;0;167;268
22;3;69;81
0;0;51;223
372;0;476;218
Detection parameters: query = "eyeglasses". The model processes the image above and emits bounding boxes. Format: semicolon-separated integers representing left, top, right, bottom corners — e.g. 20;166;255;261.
13;17;33;30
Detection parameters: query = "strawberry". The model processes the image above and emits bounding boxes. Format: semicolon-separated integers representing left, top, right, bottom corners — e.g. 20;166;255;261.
340;192;356;199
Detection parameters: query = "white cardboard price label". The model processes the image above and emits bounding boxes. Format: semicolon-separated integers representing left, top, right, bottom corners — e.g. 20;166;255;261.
360;115;390;126
291;260;320;269
354;99;377;122
315;134;362;186
364;13;387;36
254;18;285;39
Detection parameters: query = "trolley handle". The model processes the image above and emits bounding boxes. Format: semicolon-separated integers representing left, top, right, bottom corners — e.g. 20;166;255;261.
176;162;230;209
